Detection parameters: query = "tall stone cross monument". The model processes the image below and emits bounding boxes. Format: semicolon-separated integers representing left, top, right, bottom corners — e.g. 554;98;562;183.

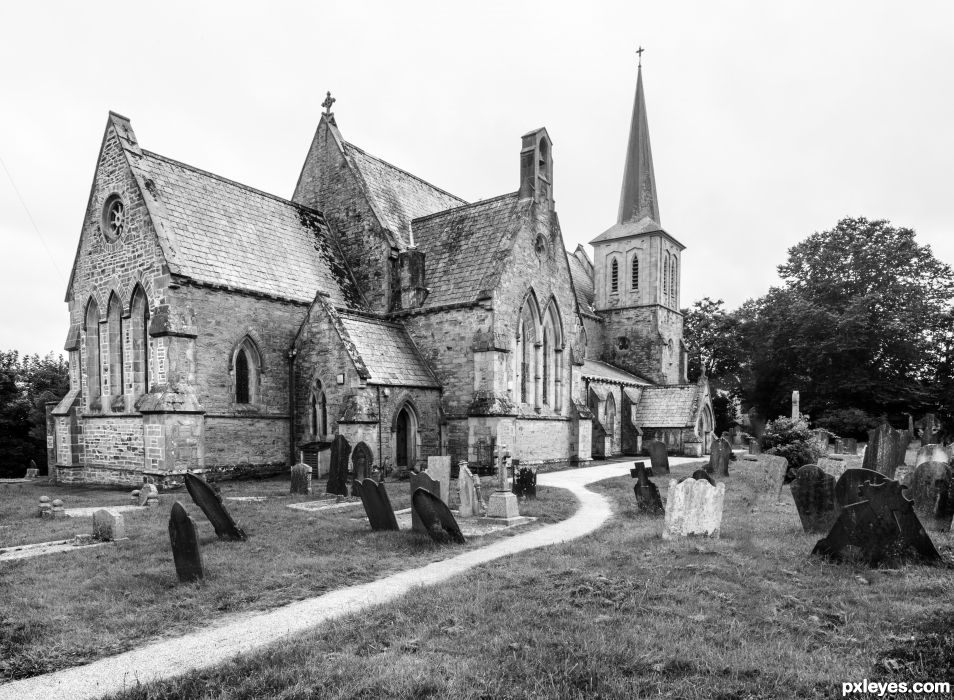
791;391;800;420
486;444;520;521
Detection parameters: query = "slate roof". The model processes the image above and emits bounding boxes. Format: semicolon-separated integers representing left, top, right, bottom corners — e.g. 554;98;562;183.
581;359;652;386
412;193;526;309
337;313;439;388
567;251;595;314
344;142;466;246
135;151;363;307
631;384;702;428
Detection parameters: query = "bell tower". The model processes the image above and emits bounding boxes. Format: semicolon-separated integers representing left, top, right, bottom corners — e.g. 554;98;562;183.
589;56;687;385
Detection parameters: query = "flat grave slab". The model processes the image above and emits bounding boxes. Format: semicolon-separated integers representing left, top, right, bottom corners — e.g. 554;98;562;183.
287;498;362;513
0;537;113;562
64;504;143;518
369;508;536;536
225;496;267;502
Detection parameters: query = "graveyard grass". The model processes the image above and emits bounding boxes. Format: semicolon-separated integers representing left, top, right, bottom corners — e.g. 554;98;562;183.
107;458;954;700
0;476;576;681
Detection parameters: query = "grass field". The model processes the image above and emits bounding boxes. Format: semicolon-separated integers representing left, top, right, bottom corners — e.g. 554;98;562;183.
0;475;576;681
105;458;954;700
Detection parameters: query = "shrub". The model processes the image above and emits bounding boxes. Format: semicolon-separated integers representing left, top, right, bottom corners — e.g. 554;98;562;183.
814;408;878;440
761;415;822;473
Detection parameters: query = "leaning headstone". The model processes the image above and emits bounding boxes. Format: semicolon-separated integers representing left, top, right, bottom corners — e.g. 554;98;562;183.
632;462;664;515
168;501;204;583
905;461;952;532
426;456;452;502
357;478;399;531
748;439;761;455
183;473;248;541
512;467;537;499
646;440;670;475
707;439;731;477
92;509;126;541
863;424;904;479
789;465;839;533
834;468;889;508
51;499;66;519
409;471;441;533
412;488;466;544
817;455;849;479
915;444;950;468
458;463;481;518
139;483;159;507
290;462;312;495
37;495;52;518
326;434;352;497
663;478;726;539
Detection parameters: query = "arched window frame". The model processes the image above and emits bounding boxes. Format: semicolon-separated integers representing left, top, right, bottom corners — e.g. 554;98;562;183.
610;258;619;293
129;284;150;397
540;298;564;412
672;256;678;305
106;291;124;401
310;381;328;437
230;336;263;406
606;392;617;438
631;254;639;292
663;252;670;303
84;297;101;408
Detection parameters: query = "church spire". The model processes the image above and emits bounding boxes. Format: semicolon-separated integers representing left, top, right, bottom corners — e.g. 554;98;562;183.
617;59;660;226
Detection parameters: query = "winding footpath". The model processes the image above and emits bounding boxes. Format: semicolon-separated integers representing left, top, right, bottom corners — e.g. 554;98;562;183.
0;458;694;700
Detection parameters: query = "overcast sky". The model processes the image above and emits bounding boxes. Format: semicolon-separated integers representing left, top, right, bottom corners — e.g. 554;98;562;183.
1;1;952;357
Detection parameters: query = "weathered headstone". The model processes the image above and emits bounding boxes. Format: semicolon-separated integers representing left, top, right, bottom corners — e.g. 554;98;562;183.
92;509;126;541
51;499;66;519
409;471;441;533
426;455;452;502
37;495;52;518
905;461;952;531
813;480;941;565
707;438;731;477
737;454;787;501
512;467;537;499
682;469;716;486
663;478;726;539
412;488;466;544
748;439;761;455
458;463;481;518
840;438;858;455
811;429;832;455
632;461;664;515
168;502;204;583
183;473;248;541
646;440;670;475
791;390;800;420
915;444;950;468
919;413;940;446
139;483;159;507
789;465;839;533
24;468;38;480
290;462;312;495
817;455;848;479
326;434;352;497
487;446;520;520
834;468;889;508
357;478;399;531
863;423;905;479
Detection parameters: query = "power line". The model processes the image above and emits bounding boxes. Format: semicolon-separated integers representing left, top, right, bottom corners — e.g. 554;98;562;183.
0;152;65;281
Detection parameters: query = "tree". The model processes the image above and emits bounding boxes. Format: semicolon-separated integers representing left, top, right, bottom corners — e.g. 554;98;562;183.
682;297;744;388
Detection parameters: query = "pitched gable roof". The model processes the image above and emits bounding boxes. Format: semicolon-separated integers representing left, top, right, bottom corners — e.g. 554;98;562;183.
631;384;703;428
337;313;439;387
411;193;526;309
581;359;652;386
343;142;465;247
133;151;364;307
567;249;595;314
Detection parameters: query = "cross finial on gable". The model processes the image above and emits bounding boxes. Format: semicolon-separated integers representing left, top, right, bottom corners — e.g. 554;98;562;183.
322;91;336;116
637;46;645;67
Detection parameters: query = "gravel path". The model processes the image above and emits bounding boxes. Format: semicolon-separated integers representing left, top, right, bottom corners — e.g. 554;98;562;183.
0;458;692;700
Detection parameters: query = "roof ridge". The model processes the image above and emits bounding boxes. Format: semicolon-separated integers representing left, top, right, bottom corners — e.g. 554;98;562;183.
141;149;328;217
337;310;406;328
344;141;467;205
411;191;520;225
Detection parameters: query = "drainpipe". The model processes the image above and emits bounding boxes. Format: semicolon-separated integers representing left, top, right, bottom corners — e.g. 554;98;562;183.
376;385;383;469
287;348;297;466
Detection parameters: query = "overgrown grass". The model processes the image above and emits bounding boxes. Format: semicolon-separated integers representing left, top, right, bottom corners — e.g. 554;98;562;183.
0;476;576;681
107;459;954;700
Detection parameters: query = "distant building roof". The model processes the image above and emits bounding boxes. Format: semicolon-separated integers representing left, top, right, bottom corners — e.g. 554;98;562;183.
632;384;703;428
581;359;652;386
337;313;439;388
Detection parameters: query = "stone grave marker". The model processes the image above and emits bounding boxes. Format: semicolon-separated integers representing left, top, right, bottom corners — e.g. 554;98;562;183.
92;509;126;541
863;424;906;479
811;429;833;455
813;480;941;565
646;440;670;475
915;444;950;468
327;434;352;497
139;483;159;507
919;413;940;446
707;439;731;477
411;488;466;544
512;467;537;499
748;439;761;455
130;489;140;503
834;438;858;455
834;468;889;508
663;477;726;539
905;461;952;531
184;473;248;541
631;461;663;515
736;454;787;502
681;469;716;486
290;462;312;495
409;471;441;533
357;478;399;531
426;455;452;502
458;462;481;518
168;501;204;583
789;465;839;533
51;499;66;519
37;495;52;518
25;467;38;479
817;455;848;479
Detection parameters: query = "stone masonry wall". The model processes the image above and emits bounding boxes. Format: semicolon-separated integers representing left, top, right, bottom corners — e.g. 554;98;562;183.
599;305;683;385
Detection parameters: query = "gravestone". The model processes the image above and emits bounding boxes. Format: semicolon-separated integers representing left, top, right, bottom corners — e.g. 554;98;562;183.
51;499;66;519
130;489;140;503
814;480;941;565
905;461;952;531
357;478;399;531
37;495;52;518
646;440;670;475
168;501;204;583
707;439;731;477
915;444;950;468
290;462;312;495
351;442;373;482
409;471;441;533
632;462;664;515
811;429;833;455
25;467;38;480
919;413;940;446
487;446;520;520
663;478;726;539
92;509;125;541
817;456;849;479
458;463;481;518
737;454;787;501
863;424;905;478
748;439;761;455
789;465;839;533
426;455;452;502
682;469;716;486
139;483;159;507
327;434;352;497
840;438;858;455
412;488;466;544
834;468;889;508
791;390;800;419
512;467;537;499
184;473;248;541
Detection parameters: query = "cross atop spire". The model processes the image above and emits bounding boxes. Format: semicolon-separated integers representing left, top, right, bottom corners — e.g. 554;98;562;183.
617;59;660;226
636;46;644;67
322;91;336;116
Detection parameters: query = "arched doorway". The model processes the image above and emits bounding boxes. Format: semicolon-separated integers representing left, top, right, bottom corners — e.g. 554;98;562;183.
352;441;373;481
394;403;418;469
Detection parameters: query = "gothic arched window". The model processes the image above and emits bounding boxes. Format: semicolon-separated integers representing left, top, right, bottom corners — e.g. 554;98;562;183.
610;258;619;293
106;292;123;399
631;256;639;291
663;253;669;301
232;337;262;405
311;383;328;436
84;297;101;406
671;258;678;303
129;285;150;397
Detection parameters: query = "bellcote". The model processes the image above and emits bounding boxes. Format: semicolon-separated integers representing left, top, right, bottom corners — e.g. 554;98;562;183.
518;128;553;205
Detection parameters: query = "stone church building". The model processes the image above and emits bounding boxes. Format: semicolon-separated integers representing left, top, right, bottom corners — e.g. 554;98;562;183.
50;65;714;486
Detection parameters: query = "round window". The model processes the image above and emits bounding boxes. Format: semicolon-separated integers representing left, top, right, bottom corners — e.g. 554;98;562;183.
102;194;126;241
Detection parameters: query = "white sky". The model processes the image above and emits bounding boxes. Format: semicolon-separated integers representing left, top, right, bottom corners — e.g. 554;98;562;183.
1;1;952;357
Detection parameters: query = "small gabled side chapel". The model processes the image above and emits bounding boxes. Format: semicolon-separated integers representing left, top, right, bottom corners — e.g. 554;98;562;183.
50;63;714;486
